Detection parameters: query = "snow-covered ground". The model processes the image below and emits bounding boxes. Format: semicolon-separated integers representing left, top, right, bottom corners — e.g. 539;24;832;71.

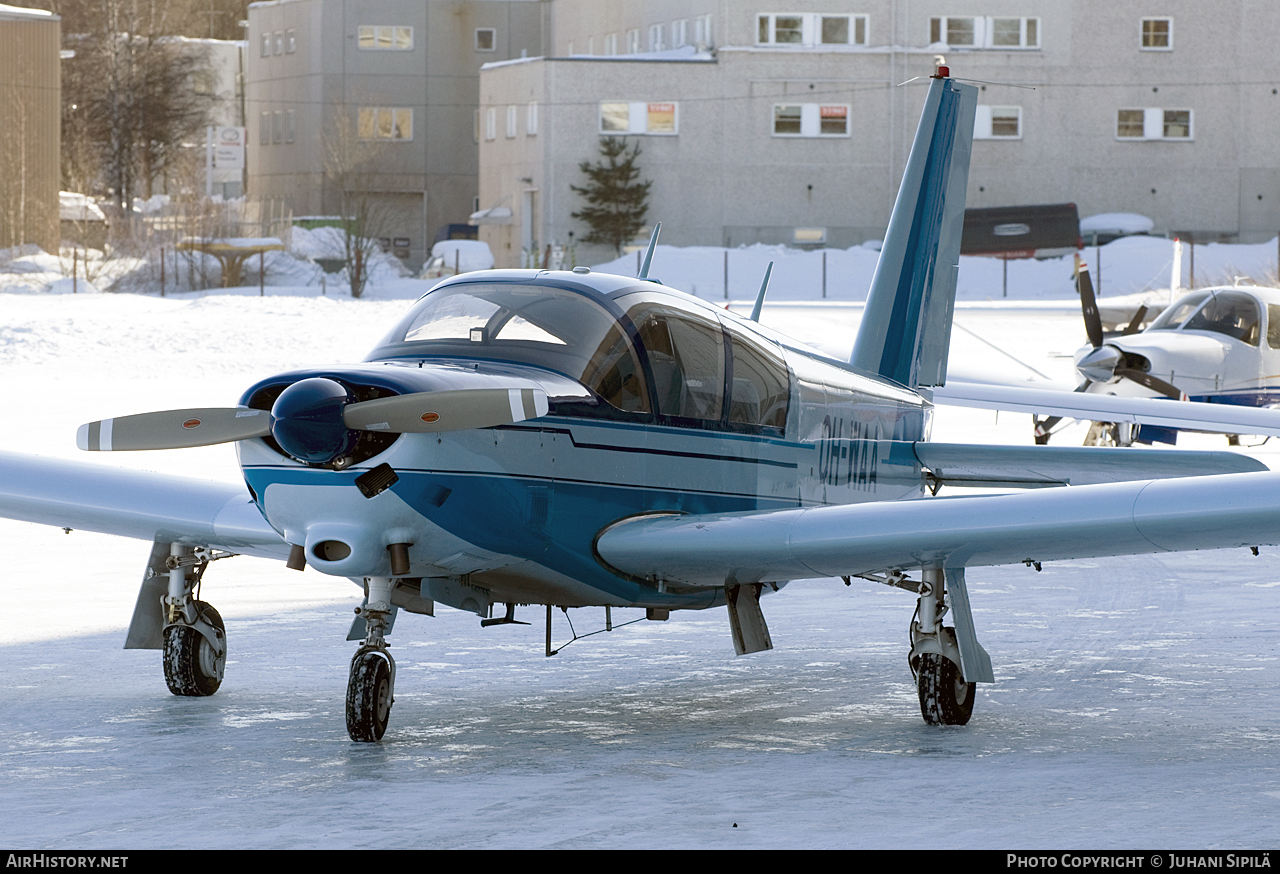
2;244;1280;849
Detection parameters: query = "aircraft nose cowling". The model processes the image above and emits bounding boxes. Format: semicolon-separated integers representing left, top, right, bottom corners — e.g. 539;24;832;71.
270;377;360;464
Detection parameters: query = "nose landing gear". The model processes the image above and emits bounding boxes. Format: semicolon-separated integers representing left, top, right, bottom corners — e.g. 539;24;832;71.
346;577;397;742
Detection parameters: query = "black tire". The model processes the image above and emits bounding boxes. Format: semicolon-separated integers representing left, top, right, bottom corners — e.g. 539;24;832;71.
916;652;975;726
162;601;225;697
346;651;393;742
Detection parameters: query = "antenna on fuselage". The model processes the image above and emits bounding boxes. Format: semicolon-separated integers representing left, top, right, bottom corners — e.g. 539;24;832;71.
637;223;661;280
749;261;774;323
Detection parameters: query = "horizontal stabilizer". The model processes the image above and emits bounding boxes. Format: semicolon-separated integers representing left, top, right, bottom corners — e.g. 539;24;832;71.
935;381;1280;438
915;442;1266;489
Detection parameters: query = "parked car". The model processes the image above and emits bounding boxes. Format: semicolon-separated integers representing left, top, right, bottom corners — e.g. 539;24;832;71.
419;240;494;279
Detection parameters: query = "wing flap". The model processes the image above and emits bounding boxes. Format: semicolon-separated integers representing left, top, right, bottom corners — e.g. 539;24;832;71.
596;471;1280;586
916;441;1266;488
0;451;287;559
934;381;1280;437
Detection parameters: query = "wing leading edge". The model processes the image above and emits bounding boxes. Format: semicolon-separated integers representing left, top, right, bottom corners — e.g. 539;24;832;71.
0;451;287;559
595;470;1280;587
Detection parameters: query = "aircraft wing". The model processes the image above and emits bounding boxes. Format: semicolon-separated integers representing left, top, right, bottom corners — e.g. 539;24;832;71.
595;470;1280;587
915;442;1265;488
0;451;288;560
933;381;1280;437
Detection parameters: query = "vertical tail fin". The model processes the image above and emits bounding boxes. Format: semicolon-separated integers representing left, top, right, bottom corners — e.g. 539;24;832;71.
851;72;976;389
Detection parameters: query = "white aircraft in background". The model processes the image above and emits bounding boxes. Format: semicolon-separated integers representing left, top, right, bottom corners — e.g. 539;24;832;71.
979;263;1280;447
6;69;1280;742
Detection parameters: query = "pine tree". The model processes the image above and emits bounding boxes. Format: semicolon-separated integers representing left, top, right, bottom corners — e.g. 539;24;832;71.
570;138;652;257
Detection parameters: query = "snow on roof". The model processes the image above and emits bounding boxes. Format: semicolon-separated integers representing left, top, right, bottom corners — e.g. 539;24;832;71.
59;192;106;223
1080;213;1155;235
0;4;56;20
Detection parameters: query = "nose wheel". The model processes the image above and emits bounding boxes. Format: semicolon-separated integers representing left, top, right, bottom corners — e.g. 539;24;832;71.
346;649;393;742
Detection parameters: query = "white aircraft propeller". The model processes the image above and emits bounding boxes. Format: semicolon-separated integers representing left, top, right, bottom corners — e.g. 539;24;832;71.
77;380;550;459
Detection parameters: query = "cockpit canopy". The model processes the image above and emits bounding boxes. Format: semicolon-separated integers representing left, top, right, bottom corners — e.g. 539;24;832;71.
1149;289;1271;347
368;280;790;434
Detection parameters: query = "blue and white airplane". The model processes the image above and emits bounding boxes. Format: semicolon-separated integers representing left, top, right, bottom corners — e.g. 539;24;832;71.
6;69;1280;741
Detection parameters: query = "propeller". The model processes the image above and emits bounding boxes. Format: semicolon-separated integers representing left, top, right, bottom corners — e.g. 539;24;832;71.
1074;268;1185;401
1035;270;1179;444
77;378;549;464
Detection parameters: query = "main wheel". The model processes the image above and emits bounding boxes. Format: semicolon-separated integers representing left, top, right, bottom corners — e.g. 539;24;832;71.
346;651;393;742
916;652;975;726
163;601;225;697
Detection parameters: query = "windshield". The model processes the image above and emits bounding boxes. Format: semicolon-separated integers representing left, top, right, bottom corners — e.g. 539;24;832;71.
368;282;649;413
1148;292;1210;331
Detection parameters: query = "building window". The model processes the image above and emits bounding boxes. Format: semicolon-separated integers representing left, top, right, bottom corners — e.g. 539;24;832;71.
930;16;1039;49
694;14;712;48
604;33;618;55
673;19;687;48
599;101;679;135
259;111;270;145
285;109;295;143
273;31;283;54
648;24;664;52
506;105;517;138
485;107;496;141
975;105;1021;139
359;25;413;50
271;110;283;143
772;104;850;137
260;32;270;58
526;102;538;136
359;107;413;140
759;14;803;44
286;28;296;53
1116;108;1192;140
1141;18;1172;50
475;28;496;52
757;14;867;47
627;29;641;53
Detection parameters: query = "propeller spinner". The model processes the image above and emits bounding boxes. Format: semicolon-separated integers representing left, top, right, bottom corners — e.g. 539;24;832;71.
77;378;550;464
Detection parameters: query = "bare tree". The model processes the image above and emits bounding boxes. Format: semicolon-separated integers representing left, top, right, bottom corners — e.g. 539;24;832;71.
323;109;396;299
58;0;213;222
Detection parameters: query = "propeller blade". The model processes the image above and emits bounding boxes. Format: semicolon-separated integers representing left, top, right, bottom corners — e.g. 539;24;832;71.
1078;268;1104;349
1123;304;1149;335
77;408;271;451
1032;380;1092;444
1115;368;1186;401
343;388;549;433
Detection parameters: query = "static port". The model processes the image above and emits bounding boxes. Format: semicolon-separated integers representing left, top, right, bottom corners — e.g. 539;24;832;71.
313;540;352;562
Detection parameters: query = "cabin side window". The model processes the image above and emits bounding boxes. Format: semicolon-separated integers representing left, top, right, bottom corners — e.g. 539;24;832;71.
622;298;726;425
1268;305;1280;349
722;321;789;434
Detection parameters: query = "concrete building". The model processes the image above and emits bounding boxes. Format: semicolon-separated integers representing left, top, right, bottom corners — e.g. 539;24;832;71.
479;0;1280;267
0;4;60;253
246;0;547;269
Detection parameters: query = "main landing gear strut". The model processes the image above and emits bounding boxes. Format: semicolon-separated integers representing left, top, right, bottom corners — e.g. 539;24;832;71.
907;568;994;725
161;544;227;697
